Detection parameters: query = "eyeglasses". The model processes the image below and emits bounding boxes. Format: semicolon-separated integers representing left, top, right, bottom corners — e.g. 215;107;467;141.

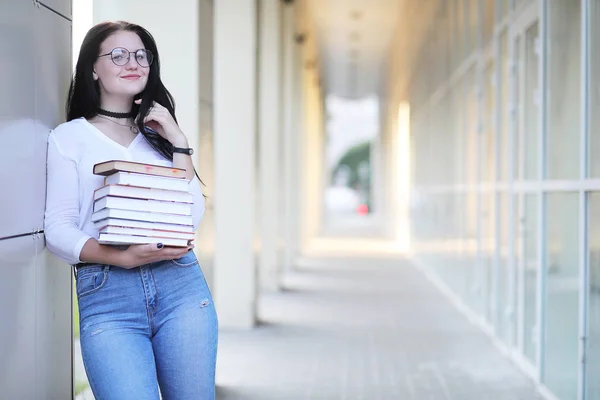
98;47;154;67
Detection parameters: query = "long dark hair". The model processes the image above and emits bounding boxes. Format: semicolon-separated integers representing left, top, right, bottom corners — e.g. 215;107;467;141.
67;21;203;186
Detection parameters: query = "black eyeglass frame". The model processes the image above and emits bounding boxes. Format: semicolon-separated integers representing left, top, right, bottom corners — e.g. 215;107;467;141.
98;47;154;67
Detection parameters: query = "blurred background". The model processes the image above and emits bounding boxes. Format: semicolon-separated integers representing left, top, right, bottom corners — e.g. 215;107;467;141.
1;0;600;399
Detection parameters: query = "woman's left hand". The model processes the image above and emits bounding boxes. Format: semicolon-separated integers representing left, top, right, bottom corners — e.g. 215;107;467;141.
135;99;188;147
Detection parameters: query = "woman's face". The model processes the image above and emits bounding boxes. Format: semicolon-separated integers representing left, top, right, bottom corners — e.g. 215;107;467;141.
93;30;150;99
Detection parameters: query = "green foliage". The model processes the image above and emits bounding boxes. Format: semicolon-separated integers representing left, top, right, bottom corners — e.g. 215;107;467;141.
74;380;89;396
332;141;371;187
73;286;80;339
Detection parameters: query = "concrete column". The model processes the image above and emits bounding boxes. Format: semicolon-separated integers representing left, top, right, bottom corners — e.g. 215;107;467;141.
282;1;297;272
213;0;257;328
371;129;384;218
258;0;282;291
290;21;304;259
300;68;323;250
382;101;398;238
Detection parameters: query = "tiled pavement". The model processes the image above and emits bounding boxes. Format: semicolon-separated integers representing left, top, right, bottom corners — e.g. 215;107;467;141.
216;257;546;400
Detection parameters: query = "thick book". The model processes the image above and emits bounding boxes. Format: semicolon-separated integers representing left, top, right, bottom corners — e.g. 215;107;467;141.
94;196;192;216
91;208;193;226
93;217;194;233
94;160;186;179
99;226;195;241
94;184;193;204
98;233;188;247
104;171;190;192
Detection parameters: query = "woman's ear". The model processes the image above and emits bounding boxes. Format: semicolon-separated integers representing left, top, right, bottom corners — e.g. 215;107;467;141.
93;70;98;81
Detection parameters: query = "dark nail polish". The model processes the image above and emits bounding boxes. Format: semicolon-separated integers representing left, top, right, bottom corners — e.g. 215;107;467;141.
157;243;163;249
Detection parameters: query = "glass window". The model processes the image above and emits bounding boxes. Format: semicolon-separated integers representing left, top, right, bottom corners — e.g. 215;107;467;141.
588;192;600;399
497;192;511;343
524;22;539;180
467;0;478;54
483;61;495;182
516;194;538;363
590;1;600;177
431;99;453;186
546;0;581;180
516;0;535;11
499;0;509;20
514;23;540;182
514;34;522;180
456;0;465;64
544;192;579;400
464;68;478;186
498;31;509;181
467;189;484;316
482;192;496;322
483;0;495;45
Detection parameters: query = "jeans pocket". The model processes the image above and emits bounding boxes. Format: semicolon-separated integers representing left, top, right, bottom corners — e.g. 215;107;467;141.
76;265;109;298
168;251;199;267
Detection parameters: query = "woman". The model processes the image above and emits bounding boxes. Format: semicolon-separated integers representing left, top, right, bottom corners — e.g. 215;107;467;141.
44;21;218;399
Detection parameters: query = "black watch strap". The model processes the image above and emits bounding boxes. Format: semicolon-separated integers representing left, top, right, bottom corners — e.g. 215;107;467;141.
172;146;194;155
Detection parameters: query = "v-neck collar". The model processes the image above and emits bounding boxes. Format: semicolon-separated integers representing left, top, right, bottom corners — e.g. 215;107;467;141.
81;117;142;152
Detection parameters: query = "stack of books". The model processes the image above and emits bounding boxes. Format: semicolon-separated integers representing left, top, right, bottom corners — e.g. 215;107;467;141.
91;160;194;247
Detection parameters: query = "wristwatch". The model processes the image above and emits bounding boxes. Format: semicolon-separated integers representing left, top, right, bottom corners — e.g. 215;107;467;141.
172;146;194;155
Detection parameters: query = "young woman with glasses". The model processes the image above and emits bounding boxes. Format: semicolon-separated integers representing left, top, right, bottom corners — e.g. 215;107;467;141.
44;21;218;399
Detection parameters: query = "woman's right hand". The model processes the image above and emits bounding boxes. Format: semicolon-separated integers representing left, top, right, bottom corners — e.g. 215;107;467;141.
120;241;194;269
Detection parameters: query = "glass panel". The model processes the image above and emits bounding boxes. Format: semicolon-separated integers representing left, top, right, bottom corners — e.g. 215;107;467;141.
497;192;511;342
456;192;470;300
500;0;509;20
515;24;540;182
588;192;600;399
449;0;458;70
483;0;495;46
590;1;600;177
456;0;465;64
498;30;509;181
516;0;535;10
524;22;539;180
514;34;522;180
482;191;496;322
465;68;478;186
466;188;482;315
546;0;581;180
517;194;538;363
467;0;478;54
483;61;495;182
544;192;579;400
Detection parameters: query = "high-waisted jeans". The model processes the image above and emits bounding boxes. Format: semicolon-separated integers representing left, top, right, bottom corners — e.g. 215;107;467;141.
75;251;218;399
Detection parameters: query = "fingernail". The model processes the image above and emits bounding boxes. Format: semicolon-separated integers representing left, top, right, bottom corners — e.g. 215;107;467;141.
157;243;163;249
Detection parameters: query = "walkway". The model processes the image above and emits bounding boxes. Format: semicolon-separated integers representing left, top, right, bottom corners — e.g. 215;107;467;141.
216;256;544;400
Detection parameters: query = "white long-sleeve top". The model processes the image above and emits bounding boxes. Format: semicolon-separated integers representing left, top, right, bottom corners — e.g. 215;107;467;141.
44;117;205;265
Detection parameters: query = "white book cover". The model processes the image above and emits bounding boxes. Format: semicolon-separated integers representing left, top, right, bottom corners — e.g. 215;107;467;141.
98;233;188;247
93;217;194;233
94;196;191;216
94;184;193;204
91;208;193;226
99;226;195;240
104;171;190;192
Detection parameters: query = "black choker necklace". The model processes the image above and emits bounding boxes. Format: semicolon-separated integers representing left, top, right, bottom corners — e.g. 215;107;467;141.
97;108;135;119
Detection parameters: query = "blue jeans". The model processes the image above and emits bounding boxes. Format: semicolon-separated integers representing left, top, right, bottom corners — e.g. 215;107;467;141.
75;251;218;399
